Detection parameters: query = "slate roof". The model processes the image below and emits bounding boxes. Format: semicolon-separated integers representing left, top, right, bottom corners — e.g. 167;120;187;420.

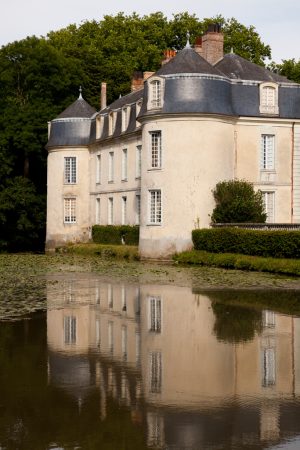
155;47;224;77
55;96;97;119
215;53;293;83
101;88;144;112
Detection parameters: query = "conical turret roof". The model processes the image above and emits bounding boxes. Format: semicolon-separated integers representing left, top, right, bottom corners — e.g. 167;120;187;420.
55;95;96;120
155;47;224;77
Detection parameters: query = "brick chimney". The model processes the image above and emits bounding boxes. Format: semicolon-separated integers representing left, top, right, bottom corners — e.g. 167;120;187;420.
131;71;144;92
162;49;177;65
201;24;224;65
101;82;107;110
194;37;204;57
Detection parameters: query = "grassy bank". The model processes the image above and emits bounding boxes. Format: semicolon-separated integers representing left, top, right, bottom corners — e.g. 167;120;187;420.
174;250;300;276
56;243;139;260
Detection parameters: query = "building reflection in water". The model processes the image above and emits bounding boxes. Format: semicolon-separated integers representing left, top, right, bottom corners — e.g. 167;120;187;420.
46;274;300;449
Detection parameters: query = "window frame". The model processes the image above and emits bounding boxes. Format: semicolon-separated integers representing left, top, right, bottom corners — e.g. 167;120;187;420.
121;148;128;181
121;196;127;225
64;197;76;224
135;193;141;225
261;191;275;223
108;197;114;225
149;131;162;169
148;189;162;225
96;154;101;184
260;134;275;171
136;145;142;178
64;156;77;184
147;76;165;110
122;106;130;132
108;151;114;183
259;82;279;115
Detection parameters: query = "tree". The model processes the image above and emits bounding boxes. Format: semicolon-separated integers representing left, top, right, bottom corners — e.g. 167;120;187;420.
270;58;300;84
0;13;273;250
211;179;267;223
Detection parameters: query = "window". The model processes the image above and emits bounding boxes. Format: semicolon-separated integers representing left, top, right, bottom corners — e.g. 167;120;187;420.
95;318;101;347
108;197;114;224
149;296;161;333
150;79;162;108
96;116;104;139
122;106;130;132
108;321;114;354
149;190;162;224
64;316;76;344
108;152;114;182
136;100;142;127
150;132;162;168
262;347;276;387
121;325;127;361
64;157;76;184
262;191;275;223
260;83;279;115
136;145;142;178
96;198;101;224
135;194;141;225
261;135;275;170
149;351;162;393
64;198;76;223
263;310;275;328
122;149;128;181
96;154;101;184
135;331;141;365
121;285;127;312
122;196;127;225
109;111;117;135
108;284;113;309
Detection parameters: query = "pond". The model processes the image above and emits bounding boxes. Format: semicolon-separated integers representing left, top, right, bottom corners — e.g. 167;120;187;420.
1;254;300;449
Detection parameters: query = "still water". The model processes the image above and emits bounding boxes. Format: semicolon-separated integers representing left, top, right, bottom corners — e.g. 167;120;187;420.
1;271;300;449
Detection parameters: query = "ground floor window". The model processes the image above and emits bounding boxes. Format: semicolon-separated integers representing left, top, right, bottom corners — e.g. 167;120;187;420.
108;197;114;225
262;191;275;223
64;198;76;223
136;194;141;225
122;196;127;224
149;189;162;224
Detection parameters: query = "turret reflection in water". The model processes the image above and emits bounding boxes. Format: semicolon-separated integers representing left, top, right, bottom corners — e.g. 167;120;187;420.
46;275;300;449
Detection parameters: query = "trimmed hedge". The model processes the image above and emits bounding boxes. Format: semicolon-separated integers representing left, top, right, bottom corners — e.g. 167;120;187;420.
92;225;139;246
174;250;300;276
192;227;300;259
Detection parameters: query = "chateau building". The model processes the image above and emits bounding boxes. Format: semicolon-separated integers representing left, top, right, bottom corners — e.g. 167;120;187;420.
46;27;300;258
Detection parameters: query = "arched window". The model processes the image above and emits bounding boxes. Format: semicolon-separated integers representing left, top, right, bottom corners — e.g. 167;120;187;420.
260;83;279;115
148;77;164;110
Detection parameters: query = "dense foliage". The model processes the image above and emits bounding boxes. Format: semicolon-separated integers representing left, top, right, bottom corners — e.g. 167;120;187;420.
192;227;300;259
92;225;139;245
0;12;297;251
211;180;267;223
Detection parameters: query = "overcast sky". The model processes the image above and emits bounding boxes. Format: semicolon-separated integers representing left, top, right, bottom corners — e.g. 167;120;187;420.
1;0;299;63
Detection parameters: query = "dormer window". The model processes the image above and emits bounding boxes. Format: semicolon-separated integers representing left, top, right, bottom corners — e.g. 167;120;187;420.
136;100;142;127
122;106;130;132
96;115;104;139
260;83;279;115
109;111;117;136
148;77;164;110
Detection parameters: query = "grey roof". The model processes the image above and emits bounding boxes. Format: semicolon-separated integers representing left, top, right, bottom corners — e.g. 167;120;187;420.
215;53;293;83
56;96;97;119
155;47;224;77
101;88;143;112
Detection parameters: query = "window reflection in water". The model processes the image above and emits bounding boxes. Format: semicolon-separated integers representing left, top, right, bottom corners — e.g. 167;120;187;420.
45;278;300;449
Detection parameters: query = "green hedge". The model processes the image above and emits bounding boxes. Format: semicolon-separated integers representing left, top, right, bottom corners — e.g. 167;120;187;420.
92;225;139;246
174;250;300;276
192;228;300;259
